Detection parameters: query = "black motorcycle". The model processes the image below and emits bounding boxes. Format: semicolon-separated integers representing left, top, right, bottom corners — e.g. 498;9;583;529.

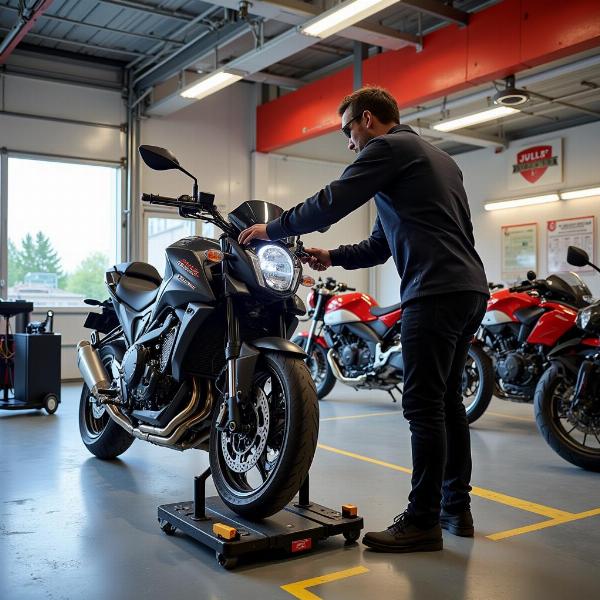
534;246;600;471
77;145;318;518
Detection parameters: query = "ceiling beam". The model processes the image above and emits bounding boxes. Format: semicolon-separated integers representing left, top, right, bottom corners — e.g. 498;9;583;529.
133;21;250;92
415;125;505;148
0;4;187;46
0;0;54;64
96;0;197;23
401;0;469;26
199;0;419;49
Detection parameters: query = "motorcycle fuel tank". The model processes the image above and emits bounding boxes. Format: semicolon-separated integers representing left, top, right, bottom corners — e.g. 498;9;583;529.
483;289;540;324
324;292;378;325
527;302;578;346
151;237;219;319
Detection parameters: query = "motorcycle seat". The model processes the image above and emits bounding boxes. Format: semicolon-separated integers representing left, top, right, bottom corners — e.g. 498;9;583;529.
514;306;545;326
114;262;162;312
370;301;403;317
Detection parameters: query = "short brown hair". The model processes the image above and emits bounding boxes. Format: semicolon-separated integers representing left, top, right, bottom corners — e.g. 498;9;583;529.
338;86;399;124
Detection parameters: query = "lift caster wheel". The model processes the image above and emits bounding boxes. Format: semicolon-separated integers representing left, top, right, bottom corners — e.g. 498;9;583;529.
43;394;59;415
159;519;177;536
216;552;238;570
343;529;360;543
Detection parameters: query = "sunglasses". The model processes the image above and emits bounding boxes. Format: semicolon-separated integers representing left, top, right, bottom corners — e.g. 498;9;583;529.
341;113;363;138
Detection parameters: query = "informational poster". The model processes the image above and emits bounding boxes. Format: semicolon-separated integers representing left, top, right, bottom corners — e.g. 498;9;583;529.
508;138;563;191
502;223;538;282
547;216;595;273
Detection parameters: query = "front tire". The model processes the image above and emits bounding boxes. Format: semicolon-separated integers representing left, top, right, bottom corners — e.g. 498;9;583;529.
534;365;600;472
209;352;319;519
462;344;494;424
79;343;134;460
292;335;336;400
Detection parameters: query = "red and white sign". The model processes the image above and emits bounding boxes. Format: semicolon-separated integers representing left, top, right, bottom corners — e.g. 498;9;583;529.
508;138;562;190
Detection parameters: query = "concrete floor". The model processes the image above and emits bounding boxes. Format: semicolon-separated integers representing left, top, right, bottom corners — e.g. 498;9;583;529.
1;383;599;600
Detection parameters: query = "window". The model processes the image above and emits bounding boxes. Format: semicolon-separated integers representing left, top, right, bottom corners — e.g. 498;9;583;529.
7;157;121;307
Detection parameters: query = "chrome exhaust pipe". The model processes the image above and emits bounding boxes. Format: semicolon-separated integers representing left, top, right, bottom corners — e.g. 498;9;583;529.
326;349;367;384
105;378;213;450
77;341;111;397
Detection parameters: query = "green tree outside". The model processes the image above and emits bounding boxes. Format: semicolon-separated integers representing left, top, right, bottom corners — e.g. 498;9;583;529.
8;232;66;287
66;252;109;300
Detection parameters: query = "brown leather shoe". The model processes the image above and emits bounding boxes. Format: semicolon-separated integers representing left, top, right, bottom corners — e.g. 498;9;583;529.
362;511;443;553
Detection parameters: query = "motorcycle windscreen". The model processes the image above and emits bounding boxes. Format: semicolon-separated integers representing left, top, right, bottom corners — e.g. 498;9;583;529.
547;272;594;307
228;200;285;231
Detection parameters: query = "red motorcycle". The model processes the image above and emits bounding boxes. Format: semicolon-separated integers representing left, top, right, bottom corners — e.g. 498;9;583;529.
292;277;492;409
534;246;600;471
471;269;593;423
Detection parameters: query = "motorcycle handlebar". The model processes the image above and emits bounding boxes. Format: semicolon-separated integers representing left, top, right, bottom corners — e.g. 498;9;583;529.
141;193;194;208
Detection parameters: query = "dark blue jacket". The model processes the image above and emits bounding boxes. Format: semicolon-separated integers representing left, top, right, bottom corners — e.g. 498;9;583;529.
266;124;489;304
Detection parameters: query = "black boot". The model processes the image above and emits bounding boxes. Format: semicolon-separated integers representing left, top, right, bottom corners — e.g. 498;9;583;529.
440;507;474;537
362;511;443;553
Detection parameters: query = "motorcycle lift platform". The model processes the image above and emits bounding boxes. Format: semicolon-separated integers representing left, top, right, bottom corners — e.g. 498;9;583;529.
157;468;364;569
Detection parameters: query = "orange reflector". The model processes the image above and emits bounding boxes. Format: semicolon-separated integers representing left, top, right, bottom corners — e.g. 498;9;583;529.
213;523;238;540
206;249;224;263
301;275;315;287
342;504;358;518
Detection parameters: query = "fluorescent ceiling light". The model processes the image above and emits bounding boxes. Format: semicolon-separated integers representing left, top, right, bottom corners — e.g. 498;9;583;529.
300;0;400;39
433;106;519;132
180;71;242;100
560;186;600;200
484;194;560;211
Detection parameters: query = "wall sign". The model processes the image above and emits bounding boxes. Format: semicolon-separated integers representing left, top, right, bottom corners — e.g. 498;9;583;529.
502;223;538;282
508;138;562;190
547;216;595;273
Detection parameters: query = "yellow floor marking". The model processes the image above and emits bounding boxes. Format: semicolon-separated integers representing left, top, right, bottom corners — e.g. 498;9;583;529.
316;443;599;542
320;411;399;422
318;443;412;474
317;443;569;517
484;411;533;423
488;507;600;541
469;485;571;519
281;566;369;600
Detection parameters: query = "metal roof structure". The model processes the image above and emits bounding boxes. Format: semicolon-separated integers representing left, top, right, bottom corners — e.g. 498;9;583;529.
1;0;599;154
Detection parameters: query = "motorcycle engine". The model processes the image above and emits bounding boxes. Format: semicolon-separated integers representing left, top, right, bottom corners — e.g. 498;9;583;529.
121;326;178;411
497;351;542;387
337;337;372;376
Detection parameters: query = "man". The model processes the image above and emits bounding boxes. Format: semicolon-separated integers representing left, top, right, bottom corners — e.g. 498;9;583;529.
239;86;489;553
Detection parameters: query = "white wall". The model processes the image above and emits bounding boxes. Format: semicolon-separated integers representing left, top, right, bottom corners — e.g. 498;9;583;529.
377;121;600;304
252;152;371;325
139;83;253;222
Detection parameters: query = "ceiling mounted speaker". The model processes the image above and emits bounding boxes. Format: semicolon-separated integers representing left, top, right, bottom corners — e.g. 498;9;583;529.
493;75;530;106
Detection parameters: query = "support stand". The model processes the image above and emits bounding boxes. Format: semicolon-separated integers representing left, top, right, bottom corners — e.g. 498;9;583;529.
157;468;363;570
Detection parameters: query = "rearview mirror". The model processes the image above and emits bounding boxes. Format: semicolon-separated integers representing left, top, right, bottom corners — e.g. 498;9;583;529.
139;145;180;171
567;246;589;267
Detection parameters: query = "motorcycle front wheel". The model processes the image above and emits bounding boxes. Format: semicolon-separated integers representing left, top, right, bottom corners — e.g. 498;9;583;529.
292;335;336;400
462;344;494;424
534;365;600;472
209;352;319;519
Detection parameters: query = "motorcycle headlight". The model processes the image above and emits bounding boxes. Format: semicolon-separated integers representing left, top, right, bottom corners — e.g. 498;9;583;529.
578;308;592;332
258;244;294;292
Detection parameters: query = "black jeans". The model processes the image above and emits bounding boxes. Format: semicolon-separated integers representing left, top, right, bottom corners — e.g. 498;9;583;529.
400;291;488;527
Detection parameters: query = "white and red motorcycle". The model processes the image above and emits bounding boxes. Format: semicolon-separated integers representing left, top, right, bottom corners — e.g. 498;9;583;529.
292;277;493;409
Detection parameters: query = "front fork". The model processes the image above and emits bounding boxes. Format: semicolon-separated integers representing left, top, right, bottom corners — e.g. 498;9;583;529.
304;293;326;356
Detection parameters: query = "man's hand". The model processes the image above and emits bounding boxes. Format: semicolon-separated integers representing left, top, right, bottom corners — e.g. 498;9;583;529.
301;247;332;272
238;224;269;245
